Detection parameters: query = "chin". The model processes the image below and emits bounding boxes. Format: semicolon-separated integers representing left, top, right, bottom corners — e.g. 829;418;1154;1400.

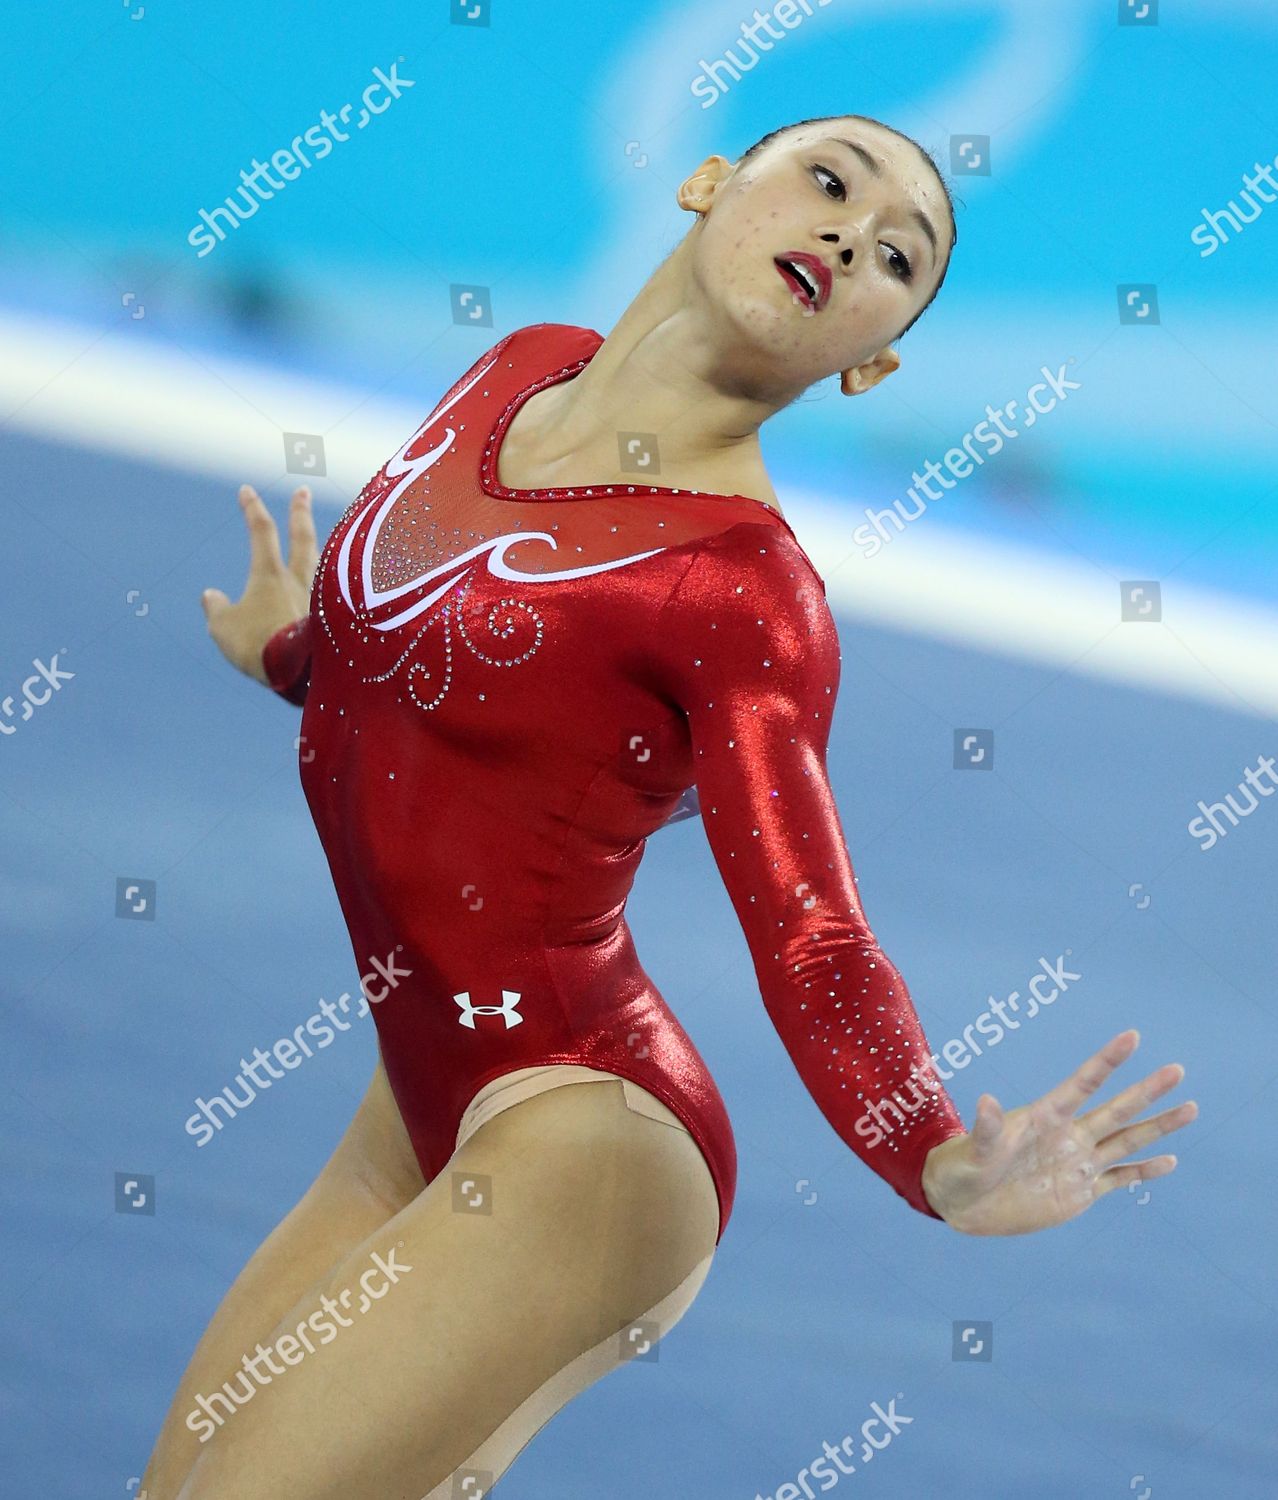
714;287;818;378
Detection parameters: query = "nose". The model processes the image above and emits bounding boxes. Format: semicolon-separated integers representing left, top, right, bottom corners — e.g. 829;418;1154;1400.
820;229;859;269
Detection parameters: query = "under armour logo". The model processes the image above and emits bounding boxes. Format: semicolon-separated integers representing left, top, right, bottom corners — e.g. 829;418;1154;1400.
453;989;524;1029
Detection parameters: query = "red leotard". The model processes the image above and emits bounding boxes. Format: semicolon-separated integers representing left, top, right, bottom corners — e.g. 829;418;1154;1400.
262;323;967;1244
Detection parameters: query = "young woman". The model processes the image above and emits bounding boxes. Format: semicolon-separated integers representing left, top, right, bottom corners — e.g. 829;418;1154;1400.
145;113;1197;1498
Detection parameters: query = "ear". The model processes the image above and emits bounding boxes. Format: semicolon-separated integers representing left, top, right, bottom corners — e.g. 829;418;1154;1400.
840;345;902;397
677;154;734;214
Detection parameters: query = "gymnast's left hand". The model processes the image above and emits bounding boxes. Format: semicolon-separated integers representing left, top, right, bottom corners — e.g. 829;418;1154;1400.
919;1028;1198;1236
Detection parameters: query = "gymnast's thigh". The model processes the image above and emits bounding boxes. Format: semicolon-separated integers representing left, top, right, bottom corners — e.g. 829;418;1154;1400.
176;1072;720;1500
140;1050;427;1500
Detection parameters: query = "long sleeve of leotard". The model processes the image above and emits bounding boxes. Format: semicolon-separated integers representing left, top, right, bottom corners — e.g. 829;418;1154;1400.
262;616;312;706
654;522;968;1219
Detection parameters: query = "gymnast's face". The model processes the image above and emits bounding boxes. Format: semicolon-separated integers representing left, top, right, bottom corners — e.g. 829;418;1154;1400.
677;118;952;398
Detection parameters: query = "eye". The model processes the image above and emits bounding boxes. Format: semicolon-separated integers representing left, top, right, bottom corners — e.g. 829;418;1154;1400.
881;243;914;284
812;162;915;283
811;163;846;200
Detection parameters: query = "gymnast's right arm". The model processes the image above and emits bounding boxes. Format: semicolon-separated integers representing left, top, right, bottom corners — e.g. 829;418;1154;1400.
200;483;318;702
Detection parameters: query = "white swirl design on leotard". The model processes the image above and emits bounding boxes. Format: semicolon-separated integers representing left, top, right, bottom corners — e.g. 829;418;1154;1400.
334;351;665;634
321;344;669;711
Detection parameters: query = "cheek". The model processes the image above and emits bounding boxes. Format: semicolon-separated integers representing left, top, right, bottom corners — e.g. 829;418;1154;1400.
852;281;904;330
699;214;770;283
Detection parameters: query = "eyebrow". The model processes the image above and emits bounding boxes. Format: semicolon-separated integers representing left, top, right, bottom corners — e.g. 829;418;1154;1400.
822;137;940;265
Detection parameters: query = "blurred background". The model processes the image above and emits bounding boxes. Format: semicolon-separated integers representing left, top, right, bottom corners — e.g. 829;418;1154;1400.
2;1;1275;1496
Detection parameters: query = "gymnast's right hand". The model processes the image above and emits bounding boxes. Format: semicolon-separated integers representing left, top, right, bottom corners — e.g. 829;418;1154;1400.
201;484;319;685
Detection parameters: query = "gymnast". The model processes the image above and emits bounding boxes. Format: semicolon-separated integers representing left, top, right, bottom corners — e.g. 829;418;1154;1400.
142;113;1197;1498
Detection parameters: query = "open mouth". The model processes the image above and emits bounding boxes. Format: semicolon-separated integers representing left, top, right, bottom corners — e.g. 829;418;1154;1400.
774;254;830;314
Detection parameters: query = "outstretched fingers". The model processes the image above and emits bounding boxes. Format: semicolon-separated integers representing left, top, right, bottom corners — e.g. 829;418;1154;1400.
1092;1098;1198;1169
1078;1061;1192;1147
1038;1028;1141;1124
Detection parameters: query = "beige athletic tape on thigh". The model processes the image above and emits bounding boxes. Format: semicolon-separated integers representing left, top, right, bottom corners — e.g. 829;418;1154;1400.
455;1064;690;1152
420;1247;715;1499
617;1076;690;1133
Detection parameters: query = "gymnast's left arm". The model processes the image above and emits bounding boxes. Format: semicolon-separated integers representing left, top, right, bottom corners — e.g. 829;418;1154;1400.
654;523;1198;1237
652;524;968;1223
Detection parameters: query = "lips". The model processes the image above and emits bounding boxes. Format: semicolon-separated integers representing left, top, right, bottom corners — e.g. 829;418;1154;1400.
774;252;832;313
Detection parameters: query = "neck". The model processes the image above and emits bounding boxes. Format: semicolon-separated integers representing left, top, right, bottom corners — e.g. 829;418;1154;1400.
544;231;801;479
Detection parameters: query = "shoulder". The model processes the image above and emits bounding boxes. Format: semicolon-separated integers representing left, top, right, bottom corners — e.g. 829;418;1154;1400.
668;518;829;627
659;518;839;684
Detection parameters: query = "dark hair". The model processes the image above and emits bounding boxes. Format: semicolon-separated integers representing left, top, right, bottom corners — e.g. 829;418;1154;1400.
738;114;957;341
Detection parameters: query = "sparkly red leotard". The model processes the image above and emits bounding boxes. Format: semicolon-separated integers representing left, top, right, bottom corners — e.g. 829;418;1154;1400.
263;322;967;1243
